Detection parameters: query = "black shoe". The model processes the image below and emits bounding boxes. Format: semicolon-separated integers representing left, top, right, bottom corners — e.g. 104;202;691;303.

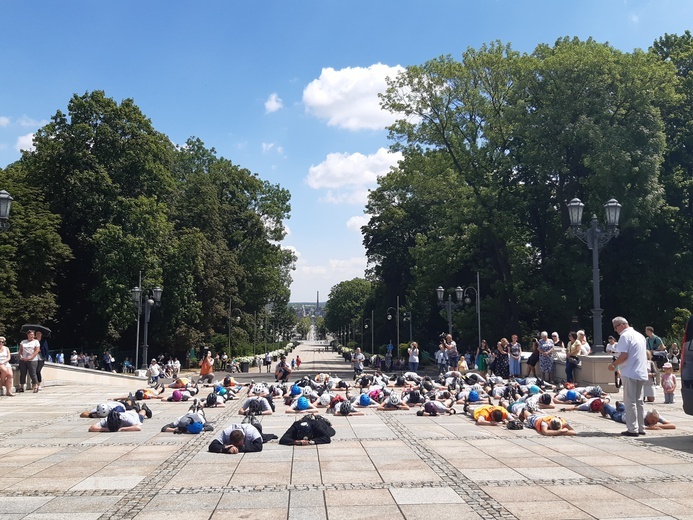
142;403;152;419
620;431;639;437
638;431;646;435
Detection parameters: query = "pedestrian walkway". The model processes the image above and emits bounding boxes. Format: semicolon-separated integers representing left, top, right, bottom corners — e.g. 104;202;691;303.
1;340;693;519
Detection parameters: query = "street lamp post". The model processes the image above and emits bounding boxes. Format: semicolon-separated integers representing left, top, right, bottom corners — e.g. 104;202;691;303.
229;304;241;355
364;312;374;356
436;286;464;334
0;190;13;231
566;198;622;353
462;272;481;352
386;296;400;351
131;286;163;370
402;312;413;342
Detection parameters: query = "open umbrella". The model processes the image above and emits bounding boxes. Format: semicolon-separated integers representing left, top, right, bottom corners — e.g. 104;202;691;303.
20;324;52;336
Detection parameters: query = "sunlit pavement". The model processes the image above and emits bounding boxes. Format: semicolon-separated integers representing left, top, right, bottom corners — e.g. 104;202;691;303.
2;341;693;520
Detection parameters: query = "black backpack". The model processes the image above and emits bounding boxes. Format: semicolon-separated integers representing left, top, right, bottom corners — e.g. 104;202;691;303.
106;409;122;432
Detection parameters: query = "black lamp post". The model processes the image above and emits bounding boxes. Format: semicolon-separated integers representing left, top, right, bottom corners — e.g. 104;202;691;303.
436;286;464;334
462;272;482;351
386;295;400;351
0;190;13;231
131;286;163;369
229;304;242;355
402;312;413;342
364;311;374;356
566;197;622;352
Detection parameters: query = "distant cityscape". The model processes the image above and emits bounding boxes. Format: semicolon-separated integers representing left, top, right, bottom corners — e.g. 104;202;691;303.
288;302;324;318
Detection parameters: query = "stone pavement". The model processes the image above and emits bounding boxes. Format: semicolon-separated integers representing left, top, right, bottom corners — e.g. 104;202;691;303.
2;341;693;519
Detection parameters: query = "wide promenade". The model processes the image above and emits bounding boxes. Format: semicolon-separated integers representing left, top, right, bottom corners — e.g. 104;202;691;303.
2;340;693;519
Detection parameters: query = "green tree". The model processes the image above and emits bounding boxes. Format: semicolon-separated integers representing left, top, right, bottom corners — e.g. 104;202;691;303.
0;164;72;342
324;279;372;335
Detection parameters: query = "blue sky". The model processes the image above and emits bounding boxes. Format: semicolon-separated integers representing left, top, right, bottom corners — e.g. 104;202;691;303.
1;0;691;302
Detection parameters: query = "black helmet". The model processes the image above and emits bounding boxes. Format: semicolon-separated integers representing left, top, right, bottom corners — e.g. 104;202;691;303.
206;392;217;408
106;409;122;432
339;401;352;416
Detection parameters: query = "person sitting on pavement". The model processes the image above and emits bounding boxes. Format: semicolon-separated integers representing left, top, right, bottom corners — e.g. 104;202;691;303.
198;350;215;385
275;355;292;382
279;415;336;445
88;407;149;432
517;409;577;436
160;411;213;434
208;423;263;454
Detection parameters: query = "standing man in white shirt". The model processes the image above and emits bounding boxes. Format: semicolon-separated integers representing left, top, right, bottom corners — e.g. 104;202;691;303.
609;317;648;436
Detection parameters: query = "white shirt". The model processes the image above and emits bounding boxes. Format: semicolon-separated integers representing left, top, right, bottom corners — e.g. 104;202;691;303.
20;339;40;359
616;326;648;381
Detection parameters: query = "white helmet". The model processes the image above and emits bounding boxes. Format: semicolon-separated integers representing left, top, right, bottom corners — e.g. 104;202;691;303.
252;384;265;395
472;384;482;392
96;403;109;418
302;386;313;397
388;393;401;406
319;393;332;406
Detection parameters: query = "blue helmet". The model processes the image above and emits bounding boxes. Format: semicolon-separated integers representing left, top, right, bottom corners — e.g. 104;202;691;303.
187;421;204;434
566;390;578;401
291;385;302;396
359;394;371;406
297;396;310;410
468;390;480;402
529;385;541;395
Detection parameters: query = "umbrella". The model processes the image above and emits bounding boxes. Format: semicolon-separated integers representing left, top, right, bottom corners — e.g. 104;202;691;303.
20;324;52;336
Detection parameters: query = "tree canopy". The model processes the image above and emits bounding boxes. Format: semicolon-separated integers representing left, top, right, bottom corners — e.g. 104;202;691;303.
0;91;295;360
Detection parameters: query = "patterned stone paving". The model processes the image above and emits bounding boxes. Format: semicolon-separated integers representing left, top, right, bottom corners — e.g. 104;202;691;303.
3;342;693;519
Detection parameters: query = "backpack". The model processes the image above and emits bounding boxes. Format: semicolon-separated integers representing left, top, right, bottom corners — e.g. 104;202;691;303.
106;409;122;432
246;398;263;415
507;419;524;430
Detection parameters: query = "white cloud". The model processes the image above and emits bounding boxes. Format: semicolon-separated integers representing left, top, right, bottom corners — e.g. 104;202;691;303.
307;147;401;189
283;224;291;237
262;142;284;156
346;215;369;232
629;14;639;23
15;133;35;152
319;189;370;205
17;116;48;127
0;116;10;127
303;63;405;130
264;93;283;113
306;147;401;205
